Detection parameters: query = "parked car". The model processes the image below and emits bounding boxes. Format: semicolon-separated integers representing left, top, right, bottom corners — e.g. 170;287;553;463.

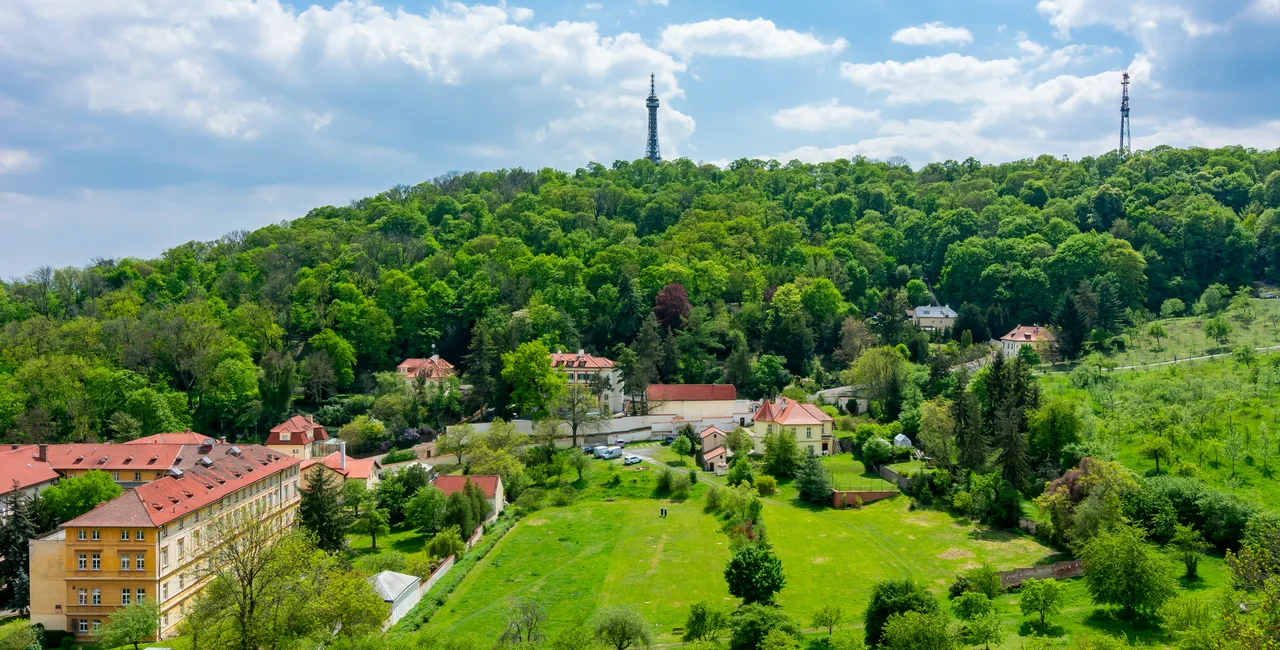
662;436;674;445
582;445;599;454
623;455;642;466
596;446;623;460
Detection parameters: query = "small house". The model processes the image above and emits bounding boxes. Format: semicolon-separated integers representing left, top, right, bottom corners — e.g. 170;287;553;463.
369;571;422;628
911;305;957;331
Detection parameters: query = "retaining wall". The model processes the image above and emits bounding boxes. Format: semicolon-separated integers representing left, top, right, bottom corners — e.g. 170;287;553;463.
997;560;1083;588
831;491;899;508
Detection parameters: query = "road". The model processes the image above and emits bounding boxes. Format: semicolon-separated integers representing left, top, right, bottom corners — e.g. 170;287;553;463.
1039;343;1280;375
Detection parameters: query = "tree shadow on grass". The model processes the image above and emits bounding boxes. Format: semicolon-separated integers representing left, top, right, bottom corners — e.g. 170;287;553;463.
1080;608;1165;644
1017;621;1066;638
966;527;1017;542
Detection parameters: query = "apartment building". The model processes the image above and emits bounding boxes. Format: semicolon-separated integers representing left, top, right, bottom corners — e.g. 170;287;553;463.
29;443;302;640
265;414;330;460
549;349;624;413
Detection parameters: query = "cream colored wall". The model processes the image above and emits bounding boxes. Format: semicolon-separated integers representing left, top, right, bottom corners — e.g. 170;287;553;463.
917;316;954;330
268;442;311;460
750;421;831;456
29;532;67;631
650;400;737;420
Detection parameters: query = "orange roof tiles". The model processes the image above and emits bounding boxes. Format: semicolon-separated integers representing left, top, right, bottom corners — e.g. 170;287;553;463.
646;384;737;402
753;397;833;426
62;445;299;528
549;350;615;370
45;443;186;473
266;415;329;446
0;445;60;492
125;432;212;445
698;426;727;439
300;452;379;480
433;475;501;499
397;356;456;379
1001;325;1055;342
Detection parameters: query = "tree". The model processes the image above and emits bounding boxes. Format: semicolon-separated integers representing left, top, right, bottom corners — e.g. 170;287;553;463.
96;599;161;650
1081;523;1176;618
437;423;474;465
1160;299;1185;318
299;468;350;553
727;427;754;457
1170;524;1208;579
812;604;843;637
952;592;998;649
918;398;956;468
729;604;803;650
683;600;732;642
594;606;652;650
752;355;791;399
559;380;605;448
350;496;390;550
848;347;905;407
950;369;987;473
307;329;357;388
425;526;466;560
1147;322;1167;348
1136;434;1173;475
881;611;954;650
863;578;939;648
1018;578;1063;626
1234;344;1258;368
1027;399;1083;470
1224;429;1247;478
653;283;691;330
1204;317;1232;347
444;490;478;537
567;451;589;480
993;405;1032;491
724;544;786;605
502;340;567;419
404;485;447;533
501;598;547;646
762;430;801;479
40;469;123;523
794;453;832;504
672;434;694;462
726;456;755;486
1052;290;1090;360
0;483;37;611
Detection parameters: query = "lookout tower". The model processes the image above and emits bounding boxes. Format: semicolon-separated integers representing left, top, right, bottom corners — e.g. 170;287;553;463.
645;73;661;164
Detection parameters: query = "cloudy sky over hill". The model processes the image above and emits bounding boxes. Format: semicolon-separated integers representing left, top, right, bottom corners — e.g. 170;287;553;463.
1;0;1279;275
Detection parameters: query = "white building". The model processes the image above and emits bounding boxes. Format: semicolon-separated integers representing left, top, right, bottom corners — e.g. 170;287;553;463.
550;350;625;414
369;571;422;628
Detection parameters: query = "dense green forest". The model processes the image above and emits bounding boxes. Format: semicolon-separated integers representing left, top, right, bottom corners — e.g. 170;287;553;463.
3;146;1280;446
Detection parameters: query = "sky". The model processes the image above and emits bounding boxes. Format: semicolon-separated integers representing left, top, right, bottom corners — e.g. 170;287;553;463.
2;0;1280;277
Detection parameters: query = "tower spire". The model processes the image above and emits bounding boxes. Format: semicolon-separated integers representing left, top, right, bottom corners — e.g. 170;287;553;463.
1119;72;1131;156
645;72;661;164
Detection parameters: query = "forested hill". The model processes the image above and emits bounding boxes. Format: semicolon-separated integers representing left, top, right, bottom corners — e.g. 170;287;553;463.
2;147;1280;442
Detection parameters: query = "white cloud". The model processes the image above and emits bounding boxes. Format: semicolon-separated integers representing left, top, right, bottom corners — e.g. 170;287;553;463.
659;18;847;59
0;149;38;174
841;54;1022;105
1035;0;1225;40
1252;0;1280;14
890;22;973;46
0;0;695;162
583;3;602;10
771;99;879;131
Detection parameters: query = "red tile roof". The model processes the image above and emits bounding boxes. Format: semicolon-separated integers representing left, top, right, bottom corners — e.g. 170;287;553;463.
266;415;329;446
433;475;501;499
397;356;456;379
698;426;727;439
0;445;60;492
549;350;615;370
1001;325;1055;342
646;384;737;402
45;443;186;473
125;432;212;445
300;452;379;480
753;397;833;426
62;445;299;528
703;446;727;461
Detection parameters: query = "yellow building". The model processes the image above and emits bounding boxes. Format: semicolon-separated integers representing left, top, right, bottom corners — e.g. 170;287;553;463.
751;397;835;456
266;415;330;460
30;444;302;640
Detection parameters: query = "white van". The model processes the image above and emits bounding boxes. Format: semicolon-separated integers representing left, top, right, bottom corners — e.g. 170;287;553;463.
598;446;623;460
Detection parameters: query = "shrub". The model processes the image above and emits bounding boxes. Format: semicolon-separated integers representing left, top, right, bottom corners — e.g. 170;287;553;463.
951;491;974;516
726;457;755;486
383;448;418;464
355;550;408;574
514;488;545;511
863;578;938;648
705;486;725;512
861;436;895;465
550;486;576;507
729;604;802;650
755;475;777;496
689;469;699;485
671;473;692;499
656;467;674;492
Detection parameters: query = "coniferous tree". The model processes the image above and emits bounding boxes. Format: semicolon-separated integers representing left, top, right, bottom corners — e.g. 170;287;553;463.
794;453;832;505
723;334;753;390
1093;279;1122;334
0;483;38;611
952;370;987;472
994;406;1032;492
1051;290;1089;360
299;469;350;553
462;320;503;415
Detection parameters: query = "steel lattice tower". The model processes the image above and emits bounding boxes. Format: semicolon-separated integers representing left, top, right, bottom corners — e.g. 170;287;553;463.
645;73;661;164
1119;72;1131;156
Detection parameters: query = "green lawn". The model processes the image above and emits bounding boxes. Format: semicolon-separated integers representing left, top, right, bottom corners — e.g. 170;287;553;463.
886;459;926;476
349;523;429;557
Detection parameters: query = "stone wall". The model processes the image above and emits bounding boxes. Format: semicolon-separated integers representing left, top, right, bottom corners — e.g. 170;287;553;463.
831;491;899;508
996;560;1083;589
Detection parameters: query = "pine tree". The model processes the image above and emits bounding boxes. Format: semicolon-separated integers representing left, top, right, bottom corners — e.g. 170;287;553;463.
1051;290;1089;360
952;370;988;472
0;482;37;612
994;405;1032;491
1093;279;1122;334
463;320;502;415
299;469;350;553
794;453;832;505
724;334;753;390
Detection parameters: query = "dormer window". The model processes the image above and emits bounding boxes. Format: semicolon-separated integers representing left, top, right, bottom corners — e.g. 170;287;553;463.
279;432;290;442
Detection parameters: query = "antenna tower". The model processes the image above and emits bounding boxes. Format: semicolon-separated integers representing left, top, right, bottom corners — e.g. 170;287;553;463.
645;73;661;164
1119;72;1131;156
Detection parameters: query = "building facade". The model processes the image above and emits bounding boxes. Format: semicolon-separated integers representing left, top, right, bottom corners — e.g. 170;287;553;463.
0;444;60;518
911;305;957;331
645;384;738;420
751;397;835;456
549;350;624;414
29;443;302;640
396;355;456;384
999;325;1056;360
266;415;330;460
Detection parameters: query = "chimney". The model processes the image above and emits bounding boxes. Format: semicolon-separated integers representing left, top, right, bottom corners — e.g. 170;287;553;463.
218;436;228;445
37;444;47;462
307;413;313;424
578;349;585;356
9;444;17;450
339;441;347;471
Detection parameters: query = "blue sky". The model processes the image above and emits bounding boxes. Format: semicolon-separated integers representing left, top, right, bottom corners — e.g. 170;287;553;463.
2;0;1279;277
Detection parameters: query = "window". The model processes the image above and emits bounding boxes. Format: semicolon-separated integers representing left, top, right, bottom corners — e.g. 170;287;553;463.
77;530;86;541
121;589;131;605
178;573;185;589
177;539;185;558
162;614;168;628
161;527;168;539
136;530;145;541
806;427;812;439
136;588;145;602
134;472;141;481
112;472;120;481
92;620;100;632
280;431;290;441
91;554;100;571
135;555;145;570
77;554;87;570
179;517;185;530
120;555;130;571
155;472;163;479
91;589;100;605
161;583;168;600
78;589;87;605
121;529;129;541
91;530;100;541
193;530;201;548
161;547;168;567
78;620;87;633
766;424;773;434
